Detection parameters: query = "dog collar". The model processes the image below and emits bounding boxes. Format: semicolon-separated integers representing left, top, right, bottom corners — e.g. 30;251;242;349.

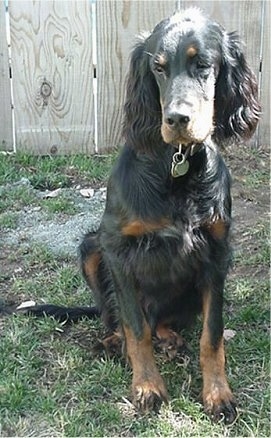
171;143;202;178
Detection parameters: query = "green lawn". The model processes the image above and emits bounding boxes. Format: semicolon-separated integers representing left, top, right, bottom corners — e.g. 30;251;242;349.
0;148;269;437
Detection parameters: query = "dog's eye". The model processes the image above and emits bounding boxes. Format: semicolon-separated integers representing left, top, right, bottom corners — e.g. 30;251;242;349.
196;61;211;70
154;64;165;74
194;61;212;79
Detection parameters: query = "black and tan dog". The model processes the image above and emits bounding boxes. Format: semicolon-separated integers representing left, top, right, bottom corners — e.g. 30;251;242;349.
22;8;260;423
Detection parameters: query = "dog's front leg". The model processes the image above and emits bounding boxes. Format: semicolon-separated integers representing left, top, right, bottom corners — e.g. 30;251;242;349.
200;287;237;424
110;257;168;412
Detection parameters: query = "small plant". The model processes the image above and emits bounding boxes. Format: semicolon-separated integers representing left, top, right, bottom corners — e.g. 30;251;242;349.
0;212;18;229
41;197;78;215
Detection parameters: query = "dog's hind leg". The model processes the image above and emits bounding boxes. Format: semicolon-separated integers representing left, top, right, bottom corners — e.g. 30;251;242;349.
80;231;118;332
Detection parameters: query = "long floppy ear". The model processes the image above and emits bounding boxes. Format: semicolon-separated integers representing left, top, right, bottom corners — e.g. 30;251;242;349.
214;31;261;144
122;36;162;150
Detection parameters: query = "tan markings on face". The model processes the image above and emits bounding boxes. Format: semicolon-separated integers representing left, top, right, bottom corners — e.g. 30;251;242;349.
160;97;164;111
186;46;198;58
161;122;184;145
194;97;214;139
156;53;167;66
161;97;214;145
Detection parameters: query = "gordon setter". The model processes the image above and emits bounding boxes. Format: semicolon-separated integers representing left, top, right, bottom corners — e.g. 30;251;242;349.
22;8;261;423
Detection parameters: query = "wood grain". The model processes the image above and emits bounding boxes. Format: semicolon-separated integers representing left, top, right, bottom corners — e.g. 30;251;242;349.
0;0;13;151
96;0;176;151
2;1;269;153
258;0;270;145
9;0;95;154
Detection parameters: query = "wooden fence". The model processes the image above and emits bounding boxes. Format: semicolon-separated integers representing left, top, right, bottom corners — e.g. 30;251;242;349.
0;0;269;155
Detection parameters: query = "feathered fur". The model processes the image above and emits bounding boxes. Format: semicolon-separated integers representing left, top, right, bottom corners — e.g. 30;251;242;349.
17;8;260;424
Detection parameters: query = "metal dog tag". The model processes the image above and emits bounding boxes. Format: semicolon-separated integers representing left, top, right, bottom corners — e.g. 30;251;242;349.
171;154;189;177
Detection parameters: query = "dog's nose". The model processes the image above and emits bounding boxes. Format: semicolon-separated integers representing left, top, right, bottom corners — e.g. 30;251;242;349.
164;111;190;128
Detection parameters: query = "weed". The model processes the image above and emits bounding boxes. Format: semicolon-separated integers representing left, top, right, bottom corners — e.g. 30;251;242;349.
0;186;37;212
0;212;18;229
41;197;78;215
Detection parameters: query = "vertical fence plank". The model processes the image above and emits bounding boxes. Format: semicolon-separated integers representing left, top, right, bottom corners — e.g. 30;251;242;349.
96;0;176;151
258;0;270;145
0;0;13;151
9;0;95;155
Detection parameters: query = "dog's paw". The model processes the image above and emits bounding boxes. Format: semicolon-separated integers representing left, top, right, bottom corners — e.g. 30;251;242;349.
203;388;237;424
132;380;168;412
92;332;123;358
154;327;186;360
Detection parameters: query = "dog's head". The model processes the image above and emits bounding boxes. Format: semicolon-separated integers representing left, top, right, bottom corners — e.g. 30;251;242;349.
123;8;261;150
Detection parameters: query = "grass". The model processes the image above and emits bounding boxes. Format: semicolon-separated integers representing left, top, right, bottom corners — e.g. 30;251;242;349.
0;148;270;436
242;169;269;189
0;152;117;190
41;197;79;215
0;185;37;212
0;212;19;229
0;153;116;220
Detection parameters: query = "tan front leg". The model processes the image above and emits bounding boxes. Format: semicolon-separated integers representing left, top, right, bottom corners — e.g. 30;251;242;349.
200;290;237;423
124;321;168;412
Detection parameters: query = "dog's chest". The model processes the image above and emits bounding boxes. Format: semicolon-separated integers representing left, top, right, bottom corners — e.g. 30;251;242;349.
121;214;208;283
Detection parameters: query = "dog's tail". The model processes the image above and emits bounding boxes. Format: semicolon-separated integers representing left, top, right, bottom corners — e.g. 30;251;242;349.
1;303;100;323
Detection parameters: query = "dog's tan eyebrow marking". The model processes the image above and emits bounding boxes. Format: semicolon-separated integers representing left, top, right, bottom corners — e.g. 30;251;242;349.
186;45;198;57
155;53;167;66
